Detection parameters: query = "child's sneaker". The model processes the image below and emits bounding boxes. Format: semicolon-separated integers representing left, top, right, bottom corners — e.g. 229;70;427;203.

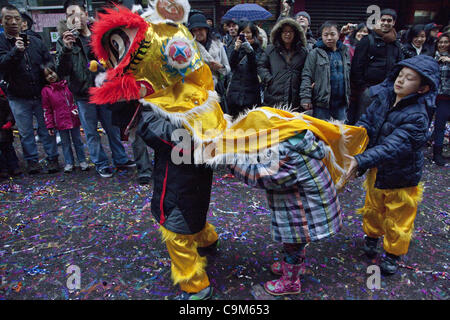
264;261;302;296
363;236;379;258
79;162;89;171
380;253;400;275
174;286;213;300
64;164;74;173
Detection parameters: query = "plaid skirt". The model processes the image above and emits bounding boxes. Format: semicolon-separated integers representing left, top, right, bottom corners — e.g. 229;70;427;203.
230;131;342;243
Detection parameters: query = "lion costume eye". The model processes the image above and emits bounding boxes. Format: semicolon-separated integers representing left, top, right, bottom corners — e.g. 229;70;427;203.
104;28;138;67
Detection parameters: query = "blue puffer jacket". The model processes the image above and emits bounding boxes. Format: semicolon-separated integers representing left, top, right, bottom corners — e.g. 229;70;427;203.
355;55;440;189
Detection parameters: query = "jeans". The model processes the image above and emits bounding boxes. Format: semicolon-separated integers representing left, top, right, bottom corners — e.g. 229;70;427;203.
59;127;87;166
313;105;347;121
0;142;19;171
433;98;450;148
8;97;58;162
76;100;129;170
132;132;152;178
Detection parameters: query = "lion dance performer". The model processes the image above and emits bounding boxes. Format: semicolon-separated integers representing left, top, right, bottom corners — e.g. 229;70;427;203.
89;0;368;299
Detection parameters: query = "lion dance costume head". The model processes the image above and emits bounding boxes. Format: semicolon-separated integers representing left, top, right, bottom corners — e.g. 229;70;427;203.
89;0;368;190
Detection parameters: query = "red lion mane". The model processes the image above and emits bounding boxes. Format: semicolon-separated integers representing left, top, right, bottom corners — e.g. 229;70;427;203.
89;5;149;104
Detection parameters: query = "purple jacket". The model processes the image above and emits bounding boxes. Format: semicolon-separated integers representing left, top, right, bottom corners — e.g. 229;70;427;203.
42;80;81;130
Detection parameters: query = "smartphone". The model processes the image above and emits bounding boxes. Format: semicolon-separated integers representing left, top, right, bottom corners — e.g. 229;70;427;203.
19;32;28;47
239;34;246;42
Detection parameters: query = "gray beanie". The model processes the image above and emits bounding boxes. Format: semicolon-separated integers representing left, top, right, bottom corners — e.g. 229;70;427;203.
295;11;311;24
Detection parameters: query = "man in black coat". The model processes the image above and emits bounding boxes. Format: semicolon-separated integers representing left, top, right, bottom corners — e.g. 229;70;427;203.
349;8;404;124
0;4;59;174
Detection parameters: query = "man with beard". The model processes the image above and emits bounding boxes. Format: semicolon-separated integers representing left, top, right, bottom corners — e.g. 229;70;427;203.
350;8;403;123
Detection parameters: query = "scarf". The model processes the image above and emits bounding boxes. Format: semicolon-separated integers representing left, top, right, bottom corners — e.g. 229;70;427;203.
373;27;397;43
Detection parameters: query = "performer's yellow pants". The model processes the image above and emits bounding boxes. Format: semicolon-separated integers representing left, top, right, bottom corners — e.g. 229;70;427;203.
159;222;218;293
357;169;423;256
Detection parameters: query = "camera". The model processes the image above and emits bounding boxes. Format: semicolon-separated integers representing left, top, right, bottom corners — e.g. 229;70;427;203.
239;33;246;42
19;32;28;47
70;28;80;38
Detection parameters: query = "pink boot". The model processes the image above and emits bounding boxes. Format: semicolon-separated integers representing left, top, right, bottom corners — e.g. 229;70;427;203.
264;261;303;295
271;247;306;275
271;261;306;276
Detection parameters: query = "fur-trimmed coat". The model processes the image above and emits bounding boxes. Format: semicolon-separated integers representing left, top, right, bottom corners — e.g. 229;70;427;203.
257;18;308;111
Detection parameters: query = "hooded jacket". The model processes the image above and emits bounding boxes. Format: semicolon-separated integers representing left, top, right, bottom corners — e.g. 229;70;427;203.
355;55;440;189
300;39;351;109
258;18;308;111
41;80;81;131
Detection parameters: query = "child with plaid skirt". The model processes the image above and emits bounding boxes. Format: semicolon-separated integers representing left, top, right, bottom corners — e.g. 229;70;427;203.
230;129;342;296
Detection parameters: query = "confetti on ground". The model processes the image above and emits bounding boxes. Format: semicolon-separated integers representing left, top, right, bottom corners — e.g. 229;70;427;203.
0;134;448;300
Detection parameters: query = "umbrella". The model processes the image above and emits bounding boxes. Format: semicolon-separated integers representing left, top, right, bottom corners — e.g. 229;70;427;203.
222;3;272;22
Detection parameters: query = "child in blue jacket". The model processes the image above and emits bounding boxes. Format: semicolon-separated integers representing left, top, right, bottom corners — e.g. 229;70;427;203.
345;55;440;275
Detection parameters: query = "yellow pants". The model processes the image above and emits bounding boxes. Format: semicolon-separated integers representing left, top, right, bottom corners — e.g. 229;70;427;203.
357;169;423;256
159;222;218;293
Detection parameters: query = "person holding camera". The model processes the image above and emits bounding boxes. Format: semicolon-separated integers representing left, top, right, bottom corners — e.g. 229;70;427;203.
55;0;135;178
0;4;60;174
226;21;264;118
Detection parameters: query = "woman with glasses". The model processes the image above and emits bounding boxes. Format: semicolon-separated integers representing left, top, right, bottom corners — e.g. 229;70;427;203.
258;18;308;112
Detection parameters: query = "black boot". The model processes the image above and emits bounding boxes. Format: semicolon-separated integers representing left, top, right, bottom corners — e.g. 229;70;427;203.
27;160;41;174
380;253;400;275
363;236;379;258
433;145;446;166
47;159;60;173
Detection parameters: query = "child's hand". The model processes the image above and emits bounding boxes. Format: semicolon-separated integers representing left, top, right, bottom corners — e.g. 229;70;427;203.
48;128;55;136
344;155;359;182
1;121;13;130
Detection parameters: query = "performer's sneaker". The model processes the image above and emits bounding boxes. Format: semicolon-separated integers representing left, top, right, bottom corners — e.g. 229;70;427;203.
197;240;219;257
363;236;379;259
174;286;213;300
380;253;400;275
138;176;151;185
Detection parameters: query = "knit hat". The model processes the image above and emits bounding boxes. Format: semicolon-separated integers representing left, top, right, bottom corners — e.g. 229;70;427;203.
425;22;442;32
294;11;311;24
188;13;210;31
